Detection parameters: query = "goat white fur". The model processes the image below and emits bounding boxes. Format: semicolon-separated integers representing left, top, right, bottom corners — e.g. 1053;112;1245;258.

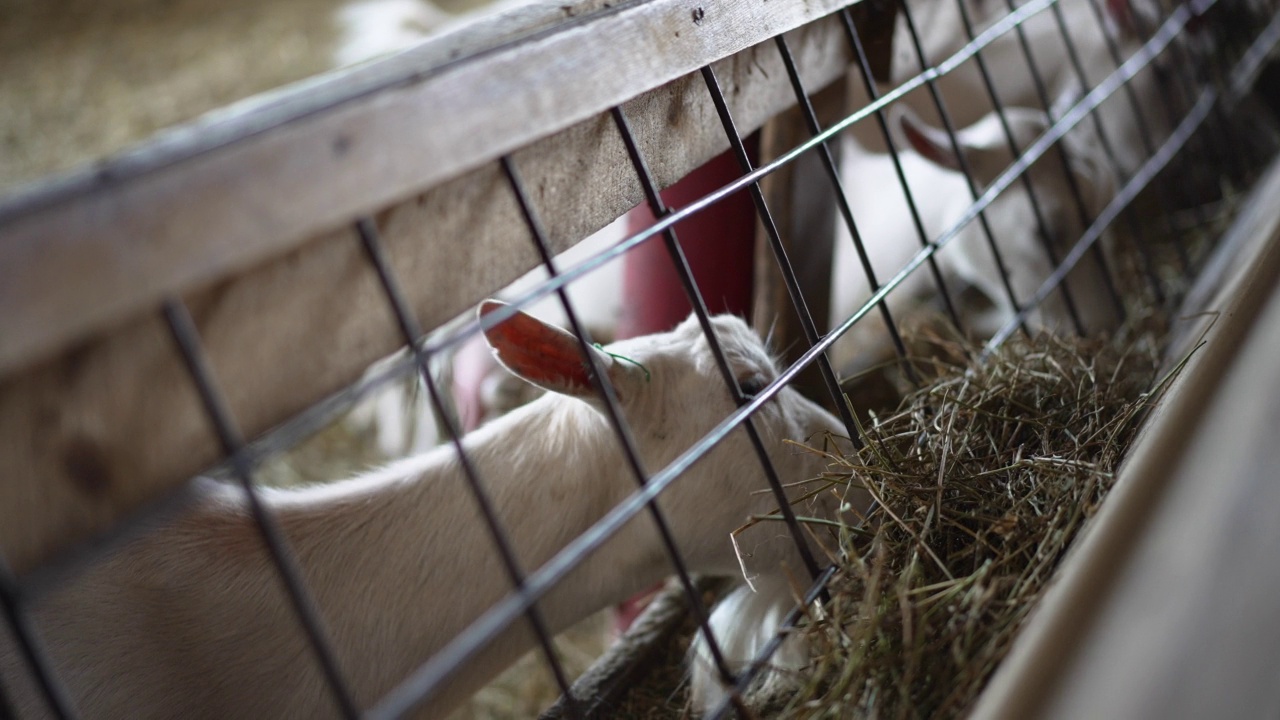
688;576;815;715
827;106;1116;375
0;302;845;719
689;107;1117;715
332;0;451;67
332;0;558;68
854;0;1174;178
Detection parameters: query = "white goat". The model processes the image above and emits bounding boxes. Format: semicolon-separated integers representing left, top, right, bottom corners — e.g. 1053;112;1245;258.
332;0;551;67
1;302;847;719
333;0;452;67
854;0;1173;178
688;575;815;715
827;105;1116;376
459;215;629;430
346;216;629;455
688;107;1117;715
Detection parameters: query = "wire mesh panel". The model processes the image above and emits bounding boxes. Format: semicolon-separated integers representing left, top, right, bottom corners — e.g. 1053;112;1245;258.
0;0;1277;718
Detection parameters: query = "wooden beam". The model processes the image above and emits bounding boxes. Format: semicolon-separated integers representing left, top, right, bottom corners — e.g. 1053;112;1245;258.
0;5;860;573
538;577;727;719
0;0;863;378
750;0;896;403
753;82;848;402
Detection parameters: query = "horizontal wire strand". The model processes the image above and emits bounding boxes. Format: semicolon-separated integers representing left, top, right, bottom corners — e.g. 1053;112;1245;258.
498;153;747;707
5;0;1264;717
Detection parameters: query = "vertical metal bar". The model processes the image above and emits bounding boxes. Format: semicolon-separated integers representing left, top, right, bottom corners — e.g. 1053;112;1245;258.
700;64;917;421
1044;0;1154;173
1177;80;1239;189
1035;0;1167;303
772;34;932;379
993;0;1150;318
946;0;1137;311
162;299;360;720
0;557;77;720
1113;0;1224;260
353;218;581;718
611;105;843;716
496;155;754;712
928;0;1091;335
1131;0;1228;162
838;8;967;335
1074;0;1195;273
1165;2;1253;184
891;0;1036;335
1161;0;1251;180
609;103;843;553
984;84;1219;352
703;566;837;720
371;233;897;715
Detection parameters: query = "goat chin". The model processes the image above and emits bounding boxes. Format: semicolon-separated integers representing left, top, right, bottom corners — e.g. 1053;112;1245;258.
688;577;812;717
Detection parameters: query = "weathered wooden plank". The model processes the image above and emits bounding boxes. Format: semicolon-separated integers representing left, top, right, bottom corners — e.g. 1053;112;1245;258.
0;0;864;378
0;9;861;573
538;576;727;719
752;85;847;402
750;0;897;403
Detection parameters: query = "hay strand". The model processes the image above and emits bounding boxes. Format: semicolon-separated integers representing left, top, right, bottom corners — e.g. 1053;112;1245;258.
759;308;1187;719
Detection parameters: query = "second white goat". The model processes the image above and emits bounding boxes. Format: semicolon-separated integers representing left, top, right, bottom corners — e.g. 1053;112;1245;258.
827;105;1117;376
853;0;1176;180
688;106;1118;715
688;108;1115;715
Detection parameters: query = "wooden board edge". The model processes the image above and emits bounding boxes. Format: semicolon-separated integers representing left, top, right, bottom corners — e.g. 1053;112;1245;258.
0;0;860;378
969;157;1280;720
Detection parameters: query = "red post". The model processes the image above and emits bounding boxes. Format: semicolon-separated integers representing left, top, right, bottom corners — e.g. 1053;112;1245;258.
617;144;759;337
449;143;761;633
613;141;759;632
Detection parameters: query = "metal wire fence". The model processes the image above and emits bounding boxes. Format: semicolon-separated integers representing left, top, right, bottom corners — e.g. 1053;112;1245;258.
2;0;1277;717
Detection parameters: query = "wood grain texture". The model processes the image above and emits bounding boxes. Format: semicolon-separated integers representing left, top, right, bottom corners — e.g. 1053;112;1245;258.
538;577;726;719
0;0;861;378
0;3;861;573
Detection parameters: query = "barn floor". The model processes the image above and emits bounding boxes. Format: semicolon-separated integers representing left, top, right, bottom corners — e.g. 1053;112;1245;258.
0;0;335;192
0;0;516;193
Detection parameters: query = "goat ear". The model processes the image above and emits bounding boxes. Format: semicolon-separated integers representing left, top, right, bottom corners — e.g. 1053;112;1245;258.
1069;151;1116;218
478;300;614;399
894;106;963;173
1106;0;1136;35
897;108;1013;188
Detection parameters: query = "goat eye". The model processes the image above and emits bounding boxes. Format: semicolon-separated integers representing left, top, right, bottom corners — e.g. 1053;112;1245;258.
738;376;768;398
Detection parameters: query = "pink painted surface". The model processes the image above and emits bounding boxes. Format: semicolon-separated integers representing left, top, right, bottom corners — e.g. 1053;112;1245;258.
615;143;759;632
618;145;758;337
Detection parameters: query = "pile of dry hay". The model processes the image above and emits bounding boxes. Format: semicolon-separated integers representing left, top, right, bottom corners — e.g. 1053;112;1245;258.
745;310;1188;719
